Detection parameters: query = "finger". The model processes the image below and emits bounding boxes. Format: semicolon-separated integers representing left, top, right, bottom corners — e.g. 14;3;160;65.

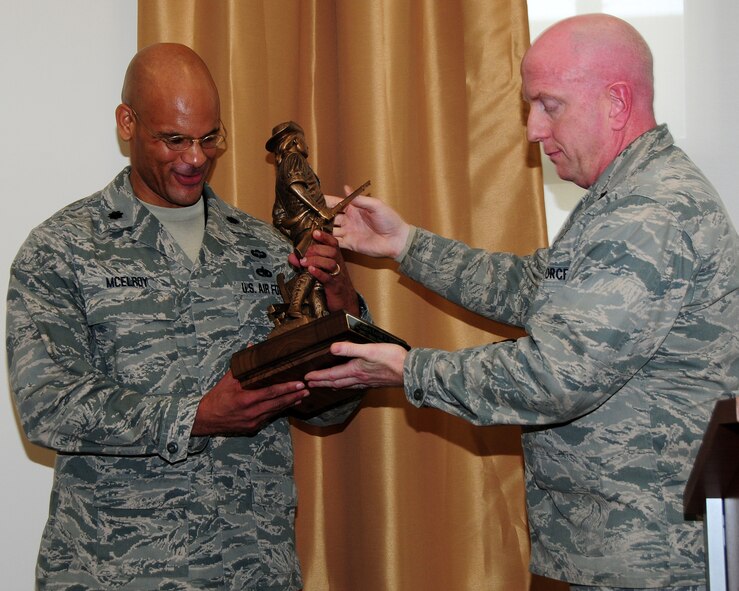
307;265;338;282
350;194;380;212
269;380;307;397
307;377;362;390
311;229;339;247
263;388;310;414
248;380;307;401
288;252;301;268
301;237;340;259
329;340;373;359
304;364;349;383
332;225;347;243
231;382;308;432
267;384;310;412
325;194;342;207
300;245;344;276
299;251;342;275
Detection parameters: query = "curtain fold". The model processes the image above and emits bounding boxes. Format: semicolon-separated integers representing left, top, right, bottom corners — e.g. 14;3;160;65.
139;2;561;589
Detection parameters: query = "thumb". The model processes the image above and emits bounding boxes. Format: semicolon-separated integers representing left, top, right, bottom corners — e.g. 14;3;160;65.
330;340;369;359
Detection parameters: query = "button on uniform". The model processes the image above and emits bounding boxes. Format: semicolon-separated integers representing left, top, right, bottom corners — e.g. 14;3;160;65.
166;441;179;454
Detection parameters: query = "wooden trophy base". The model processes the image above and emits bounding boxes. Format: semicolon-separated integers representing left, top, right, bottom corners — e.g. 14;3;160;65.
230;310;410;418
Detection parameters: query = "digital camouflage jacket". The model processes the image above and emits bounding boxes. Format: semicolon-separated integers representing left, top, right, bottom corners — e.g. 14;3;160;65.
401;126;738;587
7;169;360;590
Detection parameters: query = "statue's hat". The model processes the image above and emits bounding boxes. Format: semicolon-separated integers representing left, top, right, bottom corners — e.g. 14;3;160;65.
265;121;304;153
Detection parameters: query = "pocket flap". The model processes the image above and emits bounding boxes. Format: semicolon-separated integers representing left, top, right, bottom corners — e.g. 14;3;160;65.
94;475;189;509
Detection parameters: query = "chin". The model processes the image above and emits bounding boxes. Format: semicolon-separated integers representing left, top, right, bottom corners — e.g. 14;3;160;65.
555;168;585;188
168;188;205;207
180;195;204;207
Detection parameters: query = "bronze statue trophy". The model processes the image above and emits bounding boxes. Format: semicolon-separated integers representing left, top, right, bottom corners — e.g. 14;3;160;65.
230;121;409;417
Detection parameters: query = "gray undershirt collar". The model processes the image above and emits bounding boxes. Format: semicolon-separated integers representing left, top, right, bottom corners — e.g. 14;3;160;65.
141;198;205;264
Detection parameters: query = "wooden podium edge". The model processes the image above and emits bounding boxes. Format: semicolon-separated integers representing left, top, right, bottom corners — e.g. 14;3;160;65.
683;397;739;516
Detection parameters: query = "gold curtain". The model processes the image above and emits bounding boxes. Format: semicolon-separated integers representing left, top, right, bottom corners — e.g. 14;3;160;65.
139;2;563;589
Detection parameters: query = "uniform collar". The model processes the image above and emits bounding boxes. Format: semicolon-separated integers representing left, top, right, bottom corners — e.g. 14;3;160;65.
95;167;257;259
589;124;674;200
96;168;174;252
549;125;674;246
97;167;144;232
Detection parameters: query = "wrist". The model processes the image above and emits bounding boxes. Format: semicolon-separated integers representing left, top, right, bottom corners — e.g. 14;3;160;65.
392;224;415;262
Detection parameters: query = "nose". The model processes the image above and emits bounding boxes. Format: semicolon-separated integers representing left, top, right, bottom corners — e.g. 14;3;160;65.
180;140;208;167
526;108;548;144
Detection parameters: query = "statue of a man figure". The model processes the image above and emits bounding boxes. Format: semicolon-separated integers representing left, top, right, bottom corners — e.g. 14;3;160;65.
266;121;334;324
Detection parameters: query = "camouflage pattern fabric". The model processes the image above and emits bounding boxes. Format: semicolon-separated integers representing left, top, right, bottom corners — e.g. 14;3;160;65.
400;126;738;587
6;168;360;590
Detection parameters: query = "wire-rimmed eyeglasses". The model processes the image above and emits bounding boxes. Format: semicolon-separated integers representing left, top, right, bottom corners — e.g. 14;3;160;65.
128;106;226;152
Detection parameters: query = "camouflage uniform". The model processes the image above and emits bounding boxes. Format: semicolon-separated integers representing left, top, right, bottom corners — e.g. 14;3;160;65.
400;126;738;587
6;168;361;590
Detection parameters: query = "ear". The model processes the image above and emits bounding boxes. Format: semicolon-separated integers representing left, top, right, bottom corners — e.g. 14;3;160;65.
608;82;631;131
115;104;135;141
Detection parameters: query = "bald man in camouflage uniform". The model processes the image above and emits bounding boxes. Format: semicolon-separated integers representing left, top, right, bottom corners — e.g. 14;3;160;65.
306;15;738;591
7;43;363;590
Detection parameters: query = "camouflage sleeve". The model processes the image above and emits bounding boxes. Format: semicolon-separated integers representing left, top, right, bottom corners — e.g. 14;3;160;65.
6;232;201;463
399;227;549;327
402;197;695;425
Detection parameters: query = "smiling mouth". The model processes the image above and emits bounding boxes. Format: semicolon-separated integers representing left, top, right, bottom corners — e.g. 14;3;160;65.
173;170;205;187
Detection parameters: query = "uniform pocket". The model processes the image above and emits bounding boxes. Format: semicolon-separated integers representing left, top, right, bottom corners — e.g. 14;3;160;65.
94;475;189;583
86;286;176;325
86;288;177;383
525;444;607;557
